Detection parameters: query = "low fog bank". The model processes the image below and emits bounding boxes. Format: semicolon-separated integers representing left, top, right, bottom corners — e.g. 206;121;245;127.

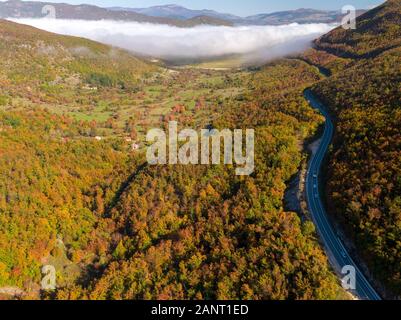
10;18;335;63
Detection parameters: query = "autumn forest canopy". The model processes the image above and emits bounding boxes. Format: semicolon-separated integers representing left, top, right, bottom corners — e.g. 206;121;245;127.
0;0;400;301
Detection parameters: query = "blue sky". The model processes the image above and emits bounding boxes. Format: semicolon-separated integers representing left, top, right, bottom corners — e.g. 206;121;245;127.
15;0;385;16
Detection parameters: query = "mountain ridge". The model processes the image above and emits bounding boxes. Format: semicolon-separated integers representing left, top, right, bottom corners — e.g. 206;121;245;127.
314;0;401;58
109;3;241;21
109;4;368;25
1;1;368;26
0;0;233;27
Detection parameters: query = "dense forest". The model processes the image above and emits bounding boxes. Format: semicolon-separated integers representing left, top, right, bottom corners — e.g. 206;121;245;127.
0;109;135;290
1;0;399;300
0;18;346;299
54;59;344;300
304;0;401;298
0;20;156;97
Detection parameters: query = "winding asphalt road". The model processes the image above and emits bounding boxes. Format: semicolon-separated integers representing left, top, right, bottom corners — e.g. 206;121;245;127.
304;90;381;301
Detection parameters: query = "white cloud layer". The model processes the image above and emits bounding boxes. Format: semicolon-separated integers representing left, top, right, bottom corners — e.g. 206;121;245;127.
10;18;335;62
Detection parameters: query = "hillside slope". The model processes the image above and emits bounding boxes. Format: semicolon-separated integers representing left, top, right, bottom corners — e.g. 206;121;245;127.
314;0;401;57
0;19;156;101
303;0;401;298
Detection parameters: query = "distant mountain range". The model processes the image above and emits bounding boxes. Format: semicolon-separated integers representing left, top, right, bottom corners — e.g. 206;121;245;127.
1;1;366;26
241;8;367;25
109;4;367;25
0;0;233;27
